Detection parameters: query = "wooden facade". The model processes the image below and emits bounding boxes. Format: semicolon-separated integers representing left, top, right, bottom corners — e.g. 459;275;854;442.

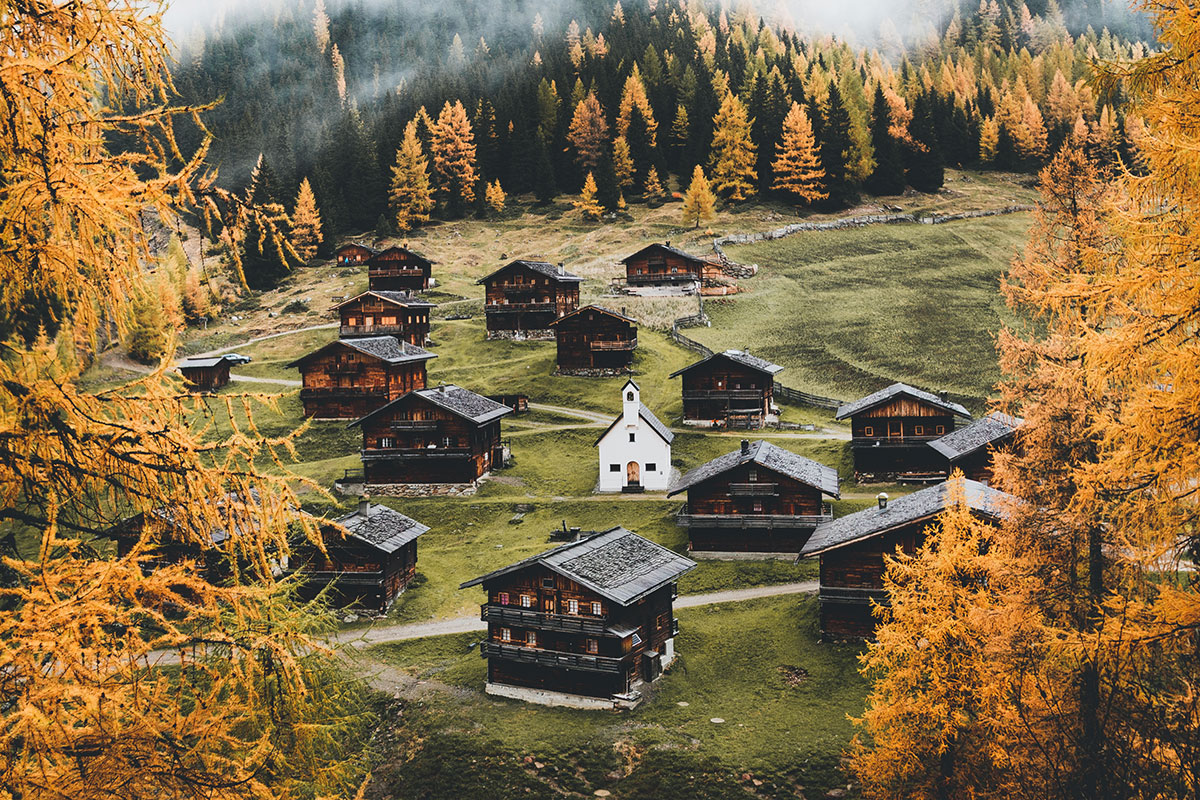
801;479;1011;637
670;350;783;428
549;306;637;375
621;243;705;289
836;384;972;481
335;242;374;267
367;246;433;292
669;440;837;554
477;260;582;339
461;528;696;708
289;338;434;420
352;385;511;486
334;290;433;346
286;501;428;613
178;354;248;392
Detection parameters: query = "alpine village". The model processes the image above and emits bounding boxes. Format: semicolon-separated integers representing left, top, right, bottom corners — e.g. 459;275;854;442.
2;1;1195;800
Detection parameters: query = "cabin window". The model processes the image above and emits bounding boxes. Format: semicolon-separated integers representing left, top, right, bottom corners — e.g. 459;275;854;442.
629;433;636;443
567;599;579;614
863;426;874;437
631;632;643;647
626;391;634;401
498;592;510;605
526;631;537;647
500;628;512;642
591;601;602;615
748;468;758;481
609;464;620;472
936;425;946;434
586;638;598;654
541;577;554;589
379;437;393;449
753;501;764;512
645;463;656;472
657;613;668;631
915;425;924;436
382;315;397;325
520;594;532;608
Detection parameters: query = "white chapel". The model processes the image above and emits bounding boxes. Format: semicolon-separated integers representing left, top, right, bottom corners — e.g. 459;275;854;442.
595;380;674;492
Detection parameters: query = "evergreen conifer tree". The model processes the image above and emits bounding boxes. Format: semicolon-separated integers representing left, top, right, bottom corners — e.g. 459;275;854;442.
866;86;905;195
390;119;435;232
709;92;757;201
772;102;826;205
819;81;855;207
290;178;323;261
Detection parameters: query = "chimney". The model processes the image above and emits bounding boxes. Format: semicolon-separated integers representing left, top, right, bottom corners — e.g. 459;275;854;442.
877;492;889;510
665;240;671;247
569;526;582;540
741;439;750;455
938;389;949;402
621;306;627;316
439;383;446;393
358;495;371;516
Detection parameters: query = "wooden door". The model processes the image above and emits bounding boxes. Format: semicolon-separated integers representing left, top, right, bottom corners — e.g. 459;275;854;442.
626;461;640;486
888;420;902;438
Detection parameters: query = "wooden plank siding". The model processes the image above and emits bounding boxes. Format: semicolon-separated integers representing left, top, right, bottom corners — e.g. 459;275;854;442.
624;248;704;287
482;264;580;336
359;394;503;485
849;397;957;481
680;360;773;426
367;247;431;292
553;309;637;374
296;346;427;419
338;295;430;345
179;363;231;392
288;537;418;613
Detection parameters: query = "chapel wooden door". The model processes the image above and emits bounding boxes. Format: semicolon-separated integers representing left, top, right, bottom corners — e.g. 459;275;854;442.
626;461;640;486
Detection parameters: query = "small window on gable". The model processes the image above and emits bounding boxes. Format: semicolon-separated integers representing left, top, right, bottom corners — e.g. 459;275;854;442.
586;638;598;654
863;426;874;437
936;425;946;435
591;601;602;615
541;577;555;589
629;433;636;443
609;464;621;472
748;468;758;482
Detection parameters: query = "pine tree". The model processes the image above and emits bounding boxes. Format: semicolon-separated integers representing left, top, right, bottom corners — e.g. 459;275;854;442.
181;268;210;324
819;82;855;207
572;172;604;221
430;99;478;215
290;178;323;261
625;104;658;193
613;136;635;190
709;92;757;201
866;86;905;196
906;92;945;193
390;119;435;232
681;165;716;229
669;104;691;176
567;92;609;174
594;147;621;212
772;102;826;205
239;154;296;290
533;134;557;205
617;65;658;145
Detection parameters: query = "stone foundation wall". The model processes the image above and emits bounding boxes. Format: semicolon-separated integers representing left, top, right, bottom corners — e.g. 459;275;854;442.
485;682;640;710
334;480;480;498
687;550;800;561
486;329;555;341
555;367;633;377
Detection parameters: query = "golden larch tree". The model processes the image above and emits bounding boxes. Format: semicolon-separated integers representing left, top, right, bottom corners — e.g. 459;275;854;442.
573;172;604;221
708;92;757;201
613;136;635;189
643;165;665;197
430;100;478;210
772;102;827;205
390;118;435;231
617;65;658;145
291;177;324;261
485;179;506;214
681;165;717;228
567;91;609;173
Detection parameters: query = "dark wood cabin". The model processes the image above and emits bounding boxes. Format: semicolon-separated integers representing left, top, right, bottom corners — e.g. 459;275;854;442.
178;354;249;392
548;306;637;375
621;243;706;290
286;500;428;613
335;242;376;267
668;439;838;555
460;527;696;709
477;260;582;339
488;394;530;413
367;245;434;293
835;383;972;482
800;479;1012;638
351;384;512;486
928;411;1022;484
334;290;434;346
670;349;783;428
289;337;435;420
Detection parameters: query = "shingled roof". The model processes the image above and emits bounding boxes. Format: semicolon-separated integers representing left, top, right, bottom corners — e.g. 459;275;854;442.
669;349;784;379
799;479;1013;557
668;439;839;498
179;353;250;370
351;384;512;428
460;527;696;606
332;502;429;554
835;382;971;420
548;305;638;326
476;260;584;284
332;290;436;309
286;337;436;368
620;242;711;265
928;411;1023;462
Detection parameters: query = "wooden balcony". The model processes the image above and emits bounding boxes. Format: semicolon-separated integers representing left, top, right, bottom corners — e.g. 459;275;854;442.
676;503;833;528
627;272;698;284
485;302;555;313
389;420;440;431
493;283;548;293
590;338;637;351
480;641;626;674
300;386;376;398
361;446;472;461
282;568;385;587
368;267;426;277
850;435;942;449
481;604;607;636
727;482;779;497
340;324;418;337
682;388;765;401
818;586;890;606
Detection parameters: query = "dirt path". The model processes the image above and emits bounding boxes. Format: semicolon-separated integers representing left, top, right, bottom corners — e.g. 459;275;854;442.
330;580;817;649
190;322;338;358
528;402;612;424
228;373;302;387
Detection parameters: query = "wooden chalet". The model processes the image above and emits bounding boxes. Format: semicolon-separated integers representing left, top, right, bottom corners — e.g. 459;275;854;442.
178;353;250;392
621;243;706;291
668;439;838;556
366;245;433;292
477;260;582;339
351;384;512;487
289;337;435;420
670;349;784;428
287;500;428;613
836;383;972;482
548;305;637;375
928;411;1022;484
487;394;530;413
800;479;1013;637
460;527;696;709
335;242;375;267
334;290;434;346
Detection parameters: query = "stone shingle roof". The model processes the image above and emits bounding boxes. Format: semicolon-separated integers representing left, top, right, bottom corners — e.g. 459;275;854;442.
180;353;250;369
668;440;839;498
352;384;512;428
460;527;696;606
332;290;435;309
928;411;1023;462
669;349;784;379
333;502;429;554
287;337;436;368
799;479;1013;557
476;260;584;284
834;382;971;420
620;242;711;265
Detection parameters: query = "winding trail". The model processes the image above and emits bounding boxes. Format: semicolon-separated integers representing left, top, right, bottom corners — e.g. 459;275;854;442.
332;580;818;649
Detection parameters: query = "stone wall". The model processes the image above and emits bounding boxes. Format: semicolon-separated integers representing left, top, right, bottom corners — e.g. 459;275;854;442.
486;329;554;341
